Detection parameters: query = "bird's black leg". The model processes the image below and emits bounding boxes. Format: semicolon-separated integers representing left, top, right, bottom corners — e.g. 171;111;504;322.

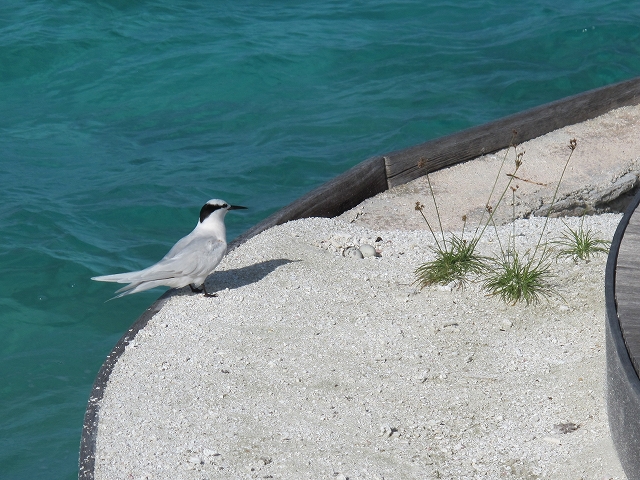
189;284;203;293
202;284;218;297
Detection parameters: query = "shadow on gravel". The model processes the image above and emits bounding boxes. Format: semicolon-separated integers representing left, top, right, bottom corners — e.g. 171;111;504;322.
206;258;295;291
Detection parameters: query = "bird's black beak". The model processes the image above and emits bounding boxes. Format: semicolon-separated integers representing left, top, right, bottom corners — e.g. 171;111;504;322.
229;205;247;210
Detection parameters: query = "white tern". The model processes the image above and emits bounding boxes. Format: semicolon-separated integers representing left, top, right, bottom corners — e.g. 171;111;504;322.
92;199;247;298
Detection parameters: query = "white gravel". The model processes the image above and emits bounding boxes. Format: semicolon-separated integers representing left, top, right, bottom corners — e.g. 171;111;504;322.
94;213;626;479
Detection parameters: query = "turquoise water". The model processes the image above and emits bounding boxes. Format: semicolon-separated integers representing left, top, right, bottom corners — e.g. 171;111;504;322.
1;1;639;477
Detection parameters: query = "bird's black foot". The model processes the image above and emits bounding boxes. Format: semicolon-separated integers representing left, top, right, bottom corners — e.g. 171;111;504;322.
191;283;217;297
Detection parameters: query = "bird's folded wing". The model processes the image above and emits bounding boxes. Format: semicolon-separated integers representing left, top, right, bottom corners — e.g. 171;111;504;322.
92;237;226;284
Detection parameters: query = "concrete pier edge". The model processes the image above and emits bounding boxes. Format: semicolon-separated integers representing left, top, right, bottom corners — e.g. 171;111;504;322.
80;76;640;479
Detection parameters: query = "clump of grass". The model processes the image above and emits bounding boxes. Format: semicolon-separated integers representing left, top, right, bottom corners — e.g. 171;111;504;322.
554;216;610;262
413;176;490;289
414;135;583;306
483;138;578;305
413;223;488;288
483;250;555;305
414;131;521;289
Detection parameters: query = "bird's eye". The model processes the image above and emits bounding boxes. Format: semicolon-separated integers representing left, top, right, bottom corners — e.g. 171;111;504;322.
223;203;228;208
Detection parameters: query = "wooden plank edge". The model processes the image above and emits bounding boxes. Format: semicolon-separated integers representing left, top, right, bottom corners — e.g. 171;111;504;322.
606;188;640;479
616;204;640;387
386;76;640;188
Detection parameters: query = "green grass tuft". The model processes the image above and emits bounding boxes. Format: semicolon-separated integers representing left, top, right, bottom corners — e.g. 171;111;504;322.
554;218;610;262
483;250;556;306
414;236;489;289
414;137;580;306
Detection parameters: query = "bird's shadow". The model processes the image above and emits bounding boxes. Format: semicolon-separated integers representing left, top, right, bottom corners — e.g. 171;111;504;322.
204;258;296;293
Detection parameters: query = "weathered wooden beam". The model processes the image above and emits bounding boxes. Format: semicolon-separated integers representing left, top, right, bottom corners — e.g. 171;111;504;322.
385;76;640;188
606;190;640;480
229;155;388;250
616;216;640;377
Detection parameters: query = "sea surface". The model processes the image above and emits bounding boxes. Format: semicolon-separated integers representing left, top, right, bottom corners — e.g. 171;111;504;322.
1;1;639;478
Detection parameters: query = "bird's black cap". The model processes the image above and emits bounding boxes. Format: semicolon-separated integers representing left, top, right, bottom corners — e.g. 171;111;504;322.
199;201;247;223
